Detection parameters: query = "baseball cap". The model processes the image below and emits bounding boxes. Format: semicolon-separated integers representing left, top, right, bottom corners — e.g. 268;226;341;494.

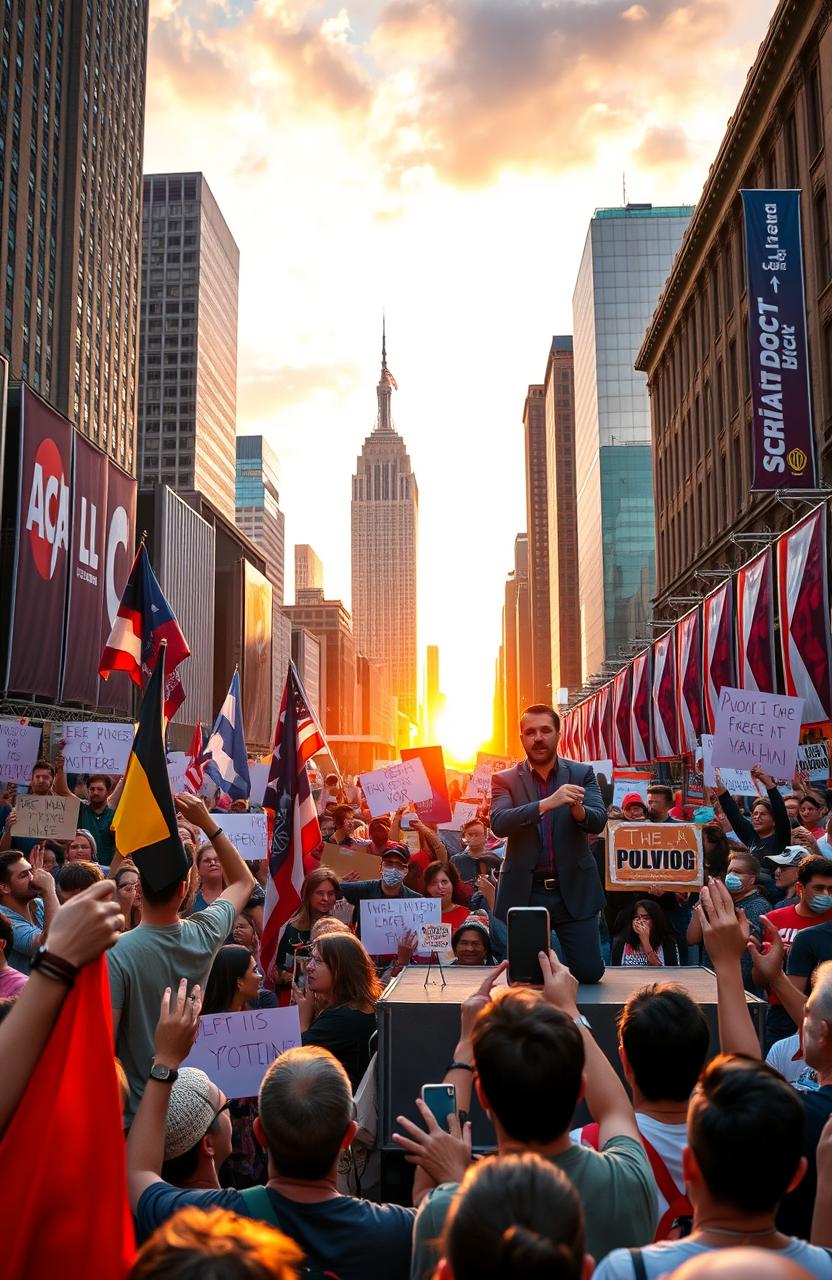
768;846;807;867
164;1068;220;1160
621;792;648;810
380;842;410;865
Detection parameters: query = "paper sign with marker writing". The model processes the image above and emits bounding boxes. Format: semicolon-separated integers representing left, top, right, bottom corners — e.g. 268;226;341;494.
359;759;432;818
166;752;189;795
698;735;757;797
183;1007;301;1099
16;793;81;839
249;762;270;807
221;813;269;861
465;753;512;799
419;923;452;953
712;689;804;778
359;896;441;955
612;772;652;807
438;801;480;831
797;742;830;783
0;721;42;785
57;721;135;775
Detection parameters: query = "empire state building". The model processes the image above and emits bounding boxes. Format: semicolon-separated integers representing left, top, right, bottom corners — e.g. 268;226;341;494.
351;328;419;730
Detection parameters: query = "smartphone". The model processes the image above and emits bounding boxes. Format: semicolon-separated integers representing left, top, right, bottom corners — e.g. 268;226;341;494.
293;955;308;995
507;906;550;987
421;1083;457;1128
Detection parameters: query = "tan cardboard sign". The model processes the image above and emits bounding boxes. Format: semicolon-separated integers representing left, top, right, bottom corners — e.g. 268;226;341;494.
605;821;704;891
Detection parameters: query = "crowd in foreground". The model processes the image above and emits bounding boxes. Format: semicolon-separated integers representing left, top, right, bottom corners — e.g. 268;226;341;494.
2;743;832;1278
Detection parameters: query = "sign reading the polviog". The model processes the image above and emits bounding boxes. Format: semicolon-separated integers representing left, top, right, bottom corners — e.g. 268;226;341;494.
606;822;704;891
711;688;804;778
359;897;441;955
57;721;135;775
183;1007;302;1100
0;721;43;785
359;758;432;818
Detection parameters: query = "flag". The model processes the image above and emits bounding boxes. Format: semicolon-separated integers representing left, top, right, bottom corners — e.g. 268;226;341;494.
776;507;832;724
184;720;207;794
737;547;775;693
703;580;735;732
631;649;652;765
652;629;679;760
596;683;613;762
111;643;188;891
613;665;632;768
99;543;190;721
260;664;324;979
676;608;704;756
0;956;135;1278
205;670;251;801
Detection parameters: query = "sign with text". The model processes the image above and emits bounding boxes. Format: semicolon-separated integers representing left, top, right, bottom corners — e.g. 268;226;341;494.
166;751;189;795
57;721;134;776
401;745;453;824
183;1007;301;1100
16;793;81;839
438;801;480;832
698;734;758;798
359;896;441;956
606;821;704;891
418;922;453;956
0;721;42;785
248;762;270;808
465;753;513;799
318;842;383;882
221;812;269;861
612;771;652;808
797;741;831;784
359;758;431;819
741;189;817;491
712;688;803;778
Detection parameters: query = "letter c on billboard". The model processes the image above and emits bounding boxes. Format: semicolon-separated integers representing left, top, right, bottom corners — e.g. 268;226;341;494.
105;505;129;625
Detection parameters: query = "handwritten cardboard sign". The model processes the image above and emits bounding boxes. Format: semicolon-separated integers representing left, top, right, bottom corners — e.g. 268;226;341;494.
698;734;757;797
712;688;804;778
606;821;704;891
359;758;432;818
419;922;452;953
438;801;480;832
359;896;441;955
16;793;81;839
0;721;42;785
221;813;269;861
797;741;831;784
318;842;383;882
182;1007;302;1099
57;721;135;775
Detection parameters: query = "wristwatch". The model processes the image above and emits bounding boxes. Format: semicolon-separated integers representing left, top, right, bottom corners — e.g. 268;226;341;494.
30;945;79;988
149;1060;179;1085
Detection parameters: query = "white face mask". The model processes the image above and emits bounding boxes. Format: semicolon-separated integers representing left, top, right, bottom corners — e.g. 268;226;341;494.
381;866;406;888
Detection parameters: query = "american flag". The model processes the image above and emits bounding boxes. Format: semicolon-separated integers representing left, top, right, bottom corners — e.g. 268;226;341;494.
260;664;325;979
184;721;208;794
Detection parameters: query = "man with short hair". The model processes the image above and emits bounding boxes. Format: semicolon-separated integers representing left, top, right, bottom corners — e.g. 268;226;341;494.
128;994;415;1279
58;860;104;900
451;817;503;886
161;1067;232;1190
330;804;370;848
763;855;832;1046
646;785;677;823
55;755;120;865
0;760;57;855
768;847;803;907
724;852;769;992
491;703;608;983
401;956;656;1273
0;848;60;972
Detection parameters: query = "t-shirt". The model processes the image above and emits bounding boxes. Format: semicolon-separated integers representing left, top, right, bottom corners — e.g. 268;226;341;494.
570;1113;687;1233
777;1084;832;1239
764;903;832;1004
766;1033;806;1084
301;1005;377;1089
3;900;44;973
787;920;832;981
77;802;116;865
136;1181;415;1280
594;1237;832;1279
0;964;28;996
107;899;236;1124
410;1136;656;1278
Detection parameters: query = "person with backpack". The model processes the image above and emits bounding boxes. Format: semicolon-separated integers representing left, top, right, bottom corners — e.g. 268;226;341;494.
573;982;709;1241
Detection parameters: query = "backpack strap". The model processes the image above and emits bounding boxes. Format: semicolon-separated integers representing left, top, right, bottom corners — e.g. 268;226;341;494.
640;1135;692;1240
628;1248;647;1280
238;1185;280;1228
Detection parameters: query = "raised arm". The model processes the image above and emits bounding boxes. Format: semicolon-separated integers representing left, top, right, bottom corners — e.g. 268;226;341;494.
53;742;71;798
174;793;255;914
716;787;754;846
696;880;761;1059
749;918;807;1028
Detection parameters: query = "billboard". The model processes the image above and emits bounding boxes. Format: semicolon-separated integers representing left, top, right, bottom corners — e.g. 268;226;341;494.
242;561;273;748
97;462;137;712
61;434;109;704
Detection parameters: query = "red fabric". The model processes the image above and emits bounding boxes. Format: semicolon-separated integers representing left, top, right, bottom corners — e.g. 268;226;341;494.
0;958;135;1278
442;903;472;931
764;902;832;1004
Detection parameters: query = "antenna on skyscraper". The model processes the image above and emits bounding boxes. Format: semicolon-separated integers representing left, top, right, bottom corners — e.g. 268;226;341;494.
382;312;387;371
622;172;627;206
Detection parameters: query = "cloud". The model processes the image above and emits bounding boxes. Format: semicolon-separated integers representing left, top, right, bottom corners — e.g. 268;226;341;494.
238;360;364;420
633;124;694;169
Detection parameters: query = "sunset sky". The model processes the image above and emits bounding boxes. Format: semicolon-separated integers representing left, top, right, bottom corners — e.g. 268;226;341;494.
144;0;778;764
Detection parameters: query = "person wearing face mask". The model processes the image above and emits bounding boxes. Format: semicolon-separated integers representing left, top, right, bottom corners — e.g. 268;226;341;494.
339;844;421;968
768;847;803;907
724;853;771;993
760;855;832;1050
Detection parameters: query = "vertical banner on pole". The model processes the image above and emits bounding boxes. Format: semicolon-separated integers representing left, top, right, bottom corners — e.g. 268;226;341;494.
596;683;613;762
652;630;679;760
630;649;652;766
737;548;775;693
676;609;703;755
613;666;632;768
776;507;832;725
703;580;735;733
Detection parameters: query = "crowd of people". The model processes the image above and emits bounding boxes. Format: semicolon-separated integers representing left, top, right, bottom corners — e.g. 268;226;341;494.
2;706;832;1278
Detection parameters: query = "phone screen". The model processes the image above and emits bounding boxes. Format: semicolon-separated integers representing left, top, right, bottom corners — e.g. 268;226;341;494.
507;907;550;986
421;1083;456;1128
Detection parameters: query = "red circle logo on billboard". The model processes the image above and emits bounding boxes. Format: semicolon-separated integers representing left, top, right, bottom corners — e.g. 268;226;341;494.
24;437;69;581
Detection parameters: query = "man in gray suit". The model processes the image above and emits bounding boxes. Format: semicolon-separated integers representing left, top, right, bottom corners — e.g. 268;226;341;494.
491;704;608;983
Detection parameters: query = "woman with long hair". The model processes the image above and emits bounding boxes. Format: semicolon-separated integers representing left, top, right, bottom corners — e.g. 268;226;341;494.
612;898;679;967
274;866;340;990
191;842;224;910
701;824;731;881
423;861;470;932
294;931;382;1088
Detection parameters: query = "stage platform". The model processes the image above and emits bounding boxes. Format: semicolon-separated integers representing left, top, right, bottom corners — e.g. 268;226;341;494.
377;965;766;1151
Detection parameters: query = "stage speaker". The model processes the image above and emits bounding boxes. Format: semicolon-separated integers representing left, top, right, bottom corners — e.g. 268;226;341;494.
376;965;766;1151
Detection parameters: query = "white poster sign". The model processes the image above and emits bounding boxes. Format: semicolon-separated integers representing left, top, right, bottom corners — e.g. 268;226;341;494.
166;751;189;796
698;734;758;797
183;1007;301;1100
359;759;432;818
0;721;42;785
57;721;135;775
359;896;441;955
249;762;270;807
797;742;830;784
712;689;803;779
221;812;269;861
438;801;480;832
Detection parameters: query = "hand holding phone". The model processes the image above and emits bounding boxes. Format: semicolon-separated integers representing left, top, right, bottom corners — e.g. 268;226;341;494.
420;1083;456;1129
507;906;550;987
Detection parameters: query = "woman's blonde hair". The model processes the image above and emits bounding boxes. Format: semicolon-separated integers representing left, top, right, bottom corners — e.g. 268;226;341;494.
289;866;341;932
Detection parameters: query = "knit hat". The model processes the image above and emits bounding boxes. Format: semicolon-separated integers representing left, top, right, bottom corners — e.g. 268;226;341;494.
452;912;493;959
164;1068;218;1160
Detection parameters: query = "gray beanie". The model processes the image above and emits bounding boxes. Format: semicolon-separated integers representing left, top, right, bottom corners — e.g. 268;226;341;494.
164;1067;218;1160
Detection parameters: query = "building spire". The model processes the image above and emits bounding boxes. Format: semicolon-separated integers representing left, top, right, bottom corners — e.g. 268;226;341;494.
375;314;397;433
382;312;387;372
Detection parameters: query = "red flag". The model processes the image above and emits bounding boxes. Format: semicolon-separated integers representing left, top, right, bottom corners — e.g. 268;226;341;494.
0;958;135;1277
631;649;652;765
613;666;632;768
776;507;832;725
184;720;207;793
737;548;775;693
676;609;704;755
596;683;613;762
703;580;735;732
652;630;679;760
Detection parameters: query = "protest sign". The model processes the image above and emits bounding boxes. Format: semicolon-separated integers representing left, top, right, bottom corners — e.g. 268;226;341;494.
606;821;704;891
612;771;652;807
221;813;268;861
797;741;831;784
166;751;189;795
698;734;757;797
359;897;441;955
438;801;480;831
465;753;512;799
16;793;81;839
0;721;42;785
318;842;383;882
183;1007;302;1100
712;688;803;778
249;762;270;807
57;721;134;775
359;759;431;819
419;922;453;953
588;759;613;784
401;745;452;823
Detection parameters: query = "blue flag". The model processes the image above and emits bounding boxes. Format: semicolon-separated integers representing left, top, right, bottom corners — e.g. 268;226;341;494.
204;670;251;801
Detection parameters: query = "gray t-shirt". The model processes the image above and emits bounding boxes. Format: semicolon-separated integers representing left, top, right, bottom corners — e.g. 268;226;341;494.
411;1135;657;1279
595;1237;832;1279
107;899;236;1124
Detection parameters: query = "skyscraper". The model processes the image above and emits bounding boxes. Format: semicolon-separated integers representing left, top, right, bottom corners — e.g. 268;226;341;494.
502;534;533;732
137;172;239;520
351;326;418;728
0;0;149;473
283;588;356;734
573;204;693;679
544;336;581;696
235;435;285;605
294;544;323;595
523;384;551;704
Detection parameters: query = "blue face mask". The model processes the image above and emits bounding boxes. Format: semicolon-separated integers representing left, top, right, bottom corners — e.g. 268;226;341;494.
808;893;832;915
725;873;745;892
381;866;406;888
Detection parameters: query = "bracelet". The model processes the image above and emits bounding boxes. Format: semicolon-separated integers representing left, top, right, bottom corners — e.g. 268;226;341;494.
448;1060;475;1073
31;946;80;988
206;826;223;841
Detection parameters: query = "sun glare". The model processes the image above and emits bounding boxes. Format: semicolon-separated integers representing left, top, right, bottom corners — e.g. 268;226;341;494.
428;701;493;771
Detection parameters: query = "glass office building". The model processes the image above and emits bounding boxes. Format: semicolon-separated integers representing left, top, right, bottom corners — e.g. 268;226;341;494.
572;204;693;678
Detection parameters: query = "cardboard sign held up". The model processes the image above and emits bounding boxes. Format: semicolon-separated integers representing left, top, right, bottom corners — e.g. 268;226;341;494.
606;821;704;892
182;1007;302;1100
16;793;81;840
0;721;43;786
221;813;269;862
419;922;453;954
318;842;383;882
359;896;441;956
57;721;135;775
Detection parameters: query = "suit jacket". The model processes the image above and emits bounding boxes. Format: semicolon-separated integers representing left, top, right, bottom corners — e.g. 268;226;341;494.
491;757;607;922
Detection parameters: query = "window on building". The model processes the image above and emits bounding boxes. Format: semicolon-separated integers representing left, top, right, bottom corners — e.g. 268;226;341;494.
727;339;739;417
724;240;734;312
815;188;831;287
807;62;823;158
785;109;799;186
711;260;721;334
